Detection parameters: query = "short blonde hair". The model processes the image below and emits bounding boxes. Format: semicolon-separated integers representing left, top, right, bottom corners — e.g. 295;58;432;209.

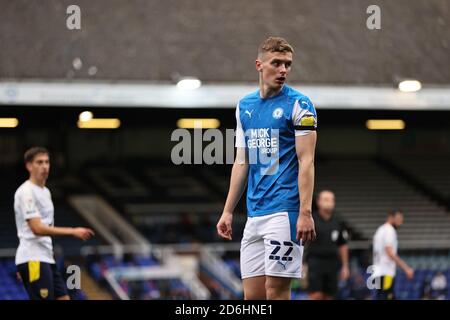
258;37;294;57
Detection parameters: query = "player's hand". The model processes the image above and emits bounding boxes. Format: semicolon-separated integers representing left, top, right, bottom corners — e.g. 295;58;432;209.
72;227;95;241
340;265;350;281
405;267;414;280
217;212;233;241
296;212;316;244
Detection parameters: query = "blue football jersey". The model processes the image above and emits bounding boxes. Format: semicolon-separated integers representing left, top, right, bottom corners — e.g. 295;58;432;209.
235;85;317;217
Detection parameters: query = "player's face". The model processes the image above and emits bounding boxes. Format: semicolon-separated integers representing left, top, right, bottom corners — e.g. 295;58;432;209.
256;51;293;90
317;191;335;212
393;213;404;228
27;153;50;181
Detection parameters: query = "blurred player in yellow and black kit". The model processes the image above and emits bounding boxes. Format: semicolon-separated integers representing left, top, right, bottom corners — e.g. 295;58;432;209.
14;147;94;300
303;190;350;300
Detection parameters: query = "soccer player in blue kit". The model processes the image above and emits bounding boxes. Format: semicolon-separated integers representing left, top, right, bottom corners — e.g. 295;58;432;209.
217;37;318;300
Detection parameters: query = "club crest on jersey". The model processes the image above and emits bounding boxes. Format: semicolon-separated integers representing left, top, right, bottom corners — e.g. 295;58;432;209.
272;107;283;119
40;288;49;298
331;230;339;242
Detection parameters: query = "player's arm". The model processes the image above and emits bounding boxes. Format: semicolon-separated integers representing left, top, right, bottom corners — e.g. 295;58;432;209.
338;225;350;280
19;190;94;241
338;244;350;280
217;147;248;240
385;246;414;279
217;104;248;241
295;131;317;243
27;218;94;241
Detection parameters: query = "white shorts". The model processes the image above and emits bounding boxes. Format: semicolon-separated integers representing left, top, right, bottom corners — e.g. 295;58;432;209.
240;211;303;279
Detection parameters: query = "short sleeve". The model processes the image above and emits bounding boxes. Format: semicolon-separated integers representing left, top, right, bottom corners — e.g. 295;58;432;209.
337;222;349;246
384;228;396;247
235;103;246;148
292;97;318;136
17;187;41;220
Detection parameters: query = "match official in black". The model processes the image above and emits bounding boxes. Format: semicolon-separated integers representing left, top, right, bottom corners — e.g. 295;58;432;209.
304;190;350;300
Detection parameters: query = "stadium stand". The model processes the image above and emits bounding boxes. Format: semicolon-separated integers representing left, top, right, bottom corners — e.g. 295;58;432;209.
81;161;246;244
386;156;450;206
0;258;28;300
86;253;180;299
315;158;450;248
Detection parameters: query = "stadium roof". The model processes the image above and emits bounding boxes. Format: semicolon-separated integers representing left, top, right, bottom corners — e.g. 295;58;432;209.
1;0;449;84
